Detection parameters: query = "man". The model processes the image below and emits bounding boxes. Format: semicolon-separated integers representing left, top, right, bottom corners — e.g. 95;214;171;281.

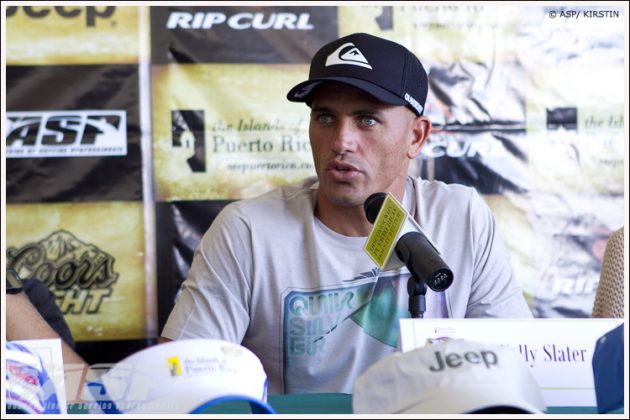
161;32;532;394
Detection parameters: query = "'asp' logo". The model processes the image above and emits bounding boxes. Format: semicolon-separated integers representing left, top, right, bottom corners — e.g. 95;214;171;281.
6;110;127;158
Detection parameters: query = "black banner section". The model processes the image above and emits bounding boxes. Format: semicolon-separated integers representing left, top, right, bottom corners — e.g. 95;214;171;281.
77;339;157;366
417;58;529;194
150;5;338;64
419;130;529;194
5;65;142;203
156;200;233;334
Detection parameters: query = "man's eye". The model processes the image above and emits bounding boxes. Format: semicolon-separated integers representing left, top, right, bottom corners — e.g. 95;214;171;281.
316;114;333;124
360;116;377;127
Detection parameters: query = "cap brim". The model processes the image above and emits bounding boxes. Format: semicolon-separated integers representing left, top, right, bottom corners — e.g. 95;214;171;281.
287;77;407;107
402;386;545;414
191;395;276;414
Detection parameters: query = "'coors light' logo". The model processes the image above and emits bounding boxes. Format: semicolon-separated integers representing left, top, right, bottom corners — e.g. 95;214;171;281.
6;230;118;315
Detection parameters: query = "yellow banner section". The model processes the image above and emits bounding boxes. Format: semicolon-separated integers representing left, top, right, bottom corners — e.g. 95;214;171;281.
6;201;147;341
339;5;522;62
6;5;142;65
525;63;624;196
152;63;316;201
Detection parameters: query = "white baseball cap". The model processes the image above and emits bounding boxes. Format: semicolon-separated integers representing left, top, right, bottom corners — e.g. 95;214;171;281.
353;339;546;414
87;339;275;414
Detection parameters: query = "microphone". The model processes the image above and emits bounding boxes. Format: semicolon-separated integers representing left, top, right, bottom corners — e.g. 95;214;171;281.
364;192;453;292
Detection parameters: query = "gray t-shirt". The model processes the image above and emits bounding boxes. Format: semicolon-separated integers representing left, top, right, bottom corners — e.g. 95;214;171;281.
162;176;532;394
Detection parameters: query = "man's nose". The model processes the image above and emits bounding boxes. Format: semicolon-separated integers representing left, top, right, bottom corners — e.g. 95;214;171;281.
331;118;359;155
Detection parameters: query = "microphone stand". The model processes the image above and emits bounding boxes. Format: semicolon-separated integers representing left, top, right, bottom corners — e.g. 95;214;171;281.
407;275;427;318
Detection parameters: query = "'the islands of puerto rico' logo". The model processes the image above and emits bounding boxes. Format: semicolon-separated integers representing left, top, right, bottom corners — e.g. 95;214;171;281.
6;230;119;315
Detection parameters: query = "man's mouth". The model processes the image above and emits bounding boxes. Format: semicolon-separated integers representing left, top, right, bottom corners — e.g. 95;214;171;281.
327;161;359;172
326;160;361;181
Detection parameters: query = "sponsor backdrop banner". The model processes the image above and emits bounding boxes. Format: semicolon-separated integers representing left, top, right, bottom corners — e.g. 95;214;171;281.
5;4;150;356
4;4;626;354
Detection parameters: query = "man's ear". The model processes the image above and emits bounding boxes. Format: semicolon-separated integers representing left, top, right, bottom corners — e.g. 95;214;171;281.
407;115;431;159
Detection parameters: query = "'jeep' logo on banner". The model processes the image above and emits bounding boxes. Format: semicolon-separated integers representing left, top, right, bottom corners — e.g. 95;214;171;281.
6;110;127;158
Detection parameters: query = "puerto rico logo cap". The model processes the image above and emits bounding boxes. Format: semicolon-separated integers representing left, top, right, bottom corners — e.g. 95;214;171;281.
87;339;275;414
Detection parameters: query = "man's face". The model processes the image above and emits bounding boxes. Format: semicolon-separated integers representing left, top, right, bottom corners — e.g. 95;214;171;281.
309;82;424;210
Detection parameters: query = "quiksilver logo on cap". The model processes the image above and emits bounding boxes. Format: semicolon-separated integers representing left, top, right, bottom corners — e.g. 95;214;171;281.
325;42;373;69
404;93;423;115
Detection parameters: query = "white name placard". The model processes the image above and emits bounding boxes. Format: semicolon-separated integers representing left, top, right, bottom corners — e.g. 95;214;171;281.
398;318;623;408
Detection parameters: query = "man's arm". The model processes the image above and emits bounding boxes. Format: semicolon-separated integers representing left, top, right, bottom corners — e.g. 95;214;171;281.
161;203;252;343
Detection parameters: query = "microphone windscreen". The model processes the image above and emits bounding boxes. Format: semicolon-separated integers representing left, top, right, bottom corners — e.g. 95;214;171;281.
364;192;387;224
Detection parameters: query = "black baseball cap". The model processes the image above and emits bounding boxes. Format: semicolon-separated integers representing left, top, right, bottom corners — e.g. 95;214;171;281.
287;32;428;116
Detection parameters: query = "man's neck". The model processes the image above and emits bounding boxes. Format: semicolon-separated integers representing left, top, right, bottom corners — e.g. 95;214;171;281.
314;198;372;237
313;176;410;237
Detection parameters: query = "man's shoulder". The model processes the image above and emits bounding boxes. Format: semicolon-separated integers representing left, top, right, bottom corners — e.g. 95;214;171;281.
224;177;316;217
410;176;489;220
413;177;477;199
